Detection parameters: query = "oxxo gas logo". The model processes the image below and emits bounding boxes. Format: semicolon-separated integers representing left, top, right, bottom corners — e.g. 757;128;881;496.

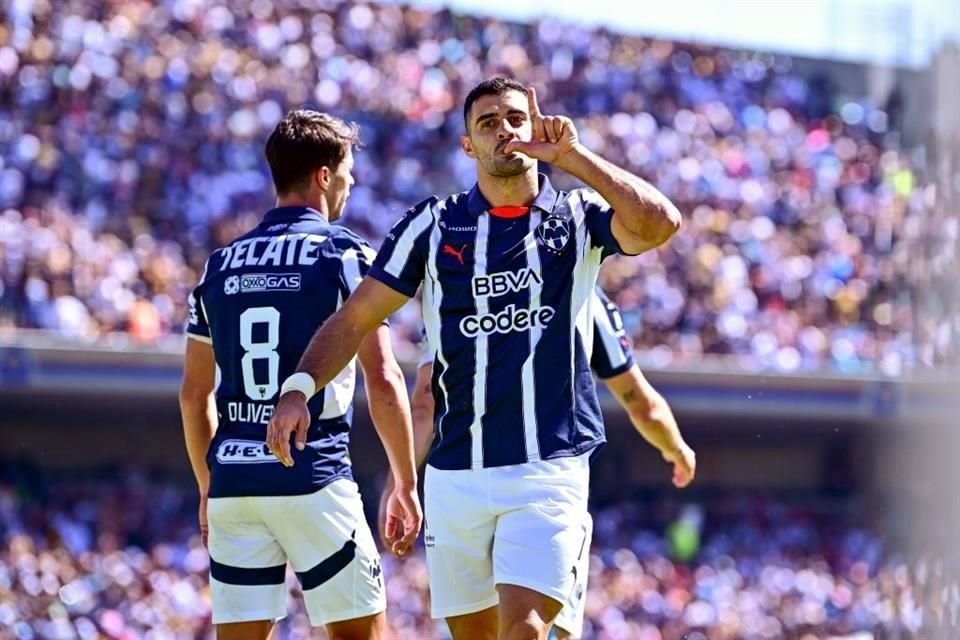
226;273;301;295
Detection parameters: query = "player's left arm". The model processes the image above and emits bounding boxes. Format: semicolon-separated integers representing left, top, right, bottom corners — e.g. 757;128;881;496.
179;336;218;545
604;366;696;488
358;324;423;556
377;361;435;549
504;87;681;255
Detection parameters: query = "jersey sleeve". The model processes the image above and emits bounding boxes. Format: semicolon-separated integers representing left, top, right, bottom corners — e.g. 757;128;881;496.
579;188;634;260
335;232;391;327
338;234;378;296
368;197;437;297
590;289;635;379
185;257;213;343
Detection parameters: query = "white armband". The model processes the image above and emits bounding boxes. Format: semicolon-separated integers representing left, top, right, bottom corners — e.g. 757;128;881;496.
279;372;316;400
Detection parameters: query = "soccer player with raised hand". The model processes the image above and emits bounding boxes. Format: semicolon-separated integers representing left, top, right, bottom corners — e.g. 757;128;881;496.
269;78;681;640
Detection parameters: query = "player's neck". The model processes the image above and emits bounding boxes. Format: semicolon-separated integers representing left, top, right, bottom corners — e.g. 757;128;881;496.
476;169;538;209
275;195;329;221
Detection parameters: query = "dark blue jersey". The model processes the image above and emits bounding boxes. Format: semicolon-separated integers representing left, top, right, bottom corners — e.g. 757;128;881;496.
186;207;376;498
589;288;636;379
369;174;629;471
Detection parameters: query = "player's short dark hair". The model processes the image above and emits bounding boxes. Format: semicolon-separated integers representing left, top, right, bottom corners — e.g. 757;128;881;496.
463;77;527;132
264;109;360;195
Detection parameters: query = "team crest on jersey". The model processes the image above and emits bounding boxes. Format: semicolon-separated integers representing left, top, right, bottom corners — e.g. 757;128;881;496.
536;216;571;253
224;275;240;295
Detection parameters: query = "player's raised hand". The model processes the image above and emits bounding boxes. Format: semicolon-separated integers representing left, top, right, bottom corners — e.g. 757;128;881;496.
267;391;310;467
383;482;422;556
663;443;696;488
504;87;579;164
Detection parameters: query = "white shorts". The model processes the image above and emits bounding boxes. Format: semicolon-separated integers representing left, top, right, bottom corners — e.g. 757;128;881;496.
554;512;592;638
207;479;385;626
423;452;591;619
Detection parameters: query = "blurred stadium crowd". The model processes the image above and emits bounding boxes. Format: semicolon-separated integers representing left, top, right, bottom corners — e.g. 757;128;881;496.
0;468;937;640
1;0;954;372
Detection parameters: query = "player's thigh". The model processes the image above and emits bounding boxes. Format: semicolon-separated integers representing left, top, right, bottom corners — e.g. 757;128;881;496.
215;620;274;640
325;611;385;640
552;512;592;640
491;454;590;605
207;497;288;625
445;605;498;640
424;465;499;619
259;480;385;627
496;583;562;640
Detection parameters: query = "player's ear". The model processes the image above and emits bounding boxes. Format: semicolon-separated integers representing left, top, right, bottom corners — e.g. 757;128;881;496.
314;166;331;191
460;134;476;159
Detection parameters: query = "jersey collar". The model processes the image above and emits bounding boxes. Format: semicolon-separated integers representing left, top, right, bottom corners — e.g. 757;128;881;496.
466;173;559;217
261;206;329;225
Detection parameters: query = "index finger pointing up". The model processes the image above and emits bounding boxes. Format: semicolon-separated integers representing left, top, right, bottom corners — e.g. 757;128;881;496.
527;87;542;118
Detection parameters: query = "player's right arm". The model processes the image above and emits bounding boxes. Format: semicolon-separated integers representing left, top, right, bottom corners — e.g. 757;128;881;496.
357;324;423;556
268;200;436;466
179;335;218;547
180;275;218;547
604;368;695;488
266;276;410;466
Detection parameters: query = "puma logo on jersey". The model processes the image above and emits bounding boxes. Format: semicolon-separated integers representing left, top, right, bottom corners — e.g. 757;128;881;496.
442;243;468;265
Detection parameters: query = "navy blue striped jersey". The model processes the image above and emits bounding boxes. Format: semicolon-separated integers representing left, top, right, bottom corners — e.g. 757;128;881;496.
369;174;628;470
590;288;636;380
419;287;636;379
186;207;376;498
417;287;636;380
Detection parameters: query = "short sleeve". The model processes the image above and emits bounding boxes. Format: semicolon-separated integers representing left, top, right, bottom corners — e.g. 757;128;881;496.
368;198;437;297
590;289;635;379
185;285;211;343
338;234;378;296
580;189;632;260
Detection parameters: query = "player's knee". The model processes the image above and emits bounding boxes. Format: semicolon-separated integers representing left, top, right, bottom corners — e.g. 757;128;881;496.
499;615;549;640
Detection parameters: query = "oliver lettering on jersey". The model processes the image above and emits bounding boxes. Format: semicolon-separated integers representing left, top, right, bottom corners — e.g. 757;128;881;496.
472;268;543;298
227;401;275;425
459;303;555;337
215;439;277;464
218;233;328;271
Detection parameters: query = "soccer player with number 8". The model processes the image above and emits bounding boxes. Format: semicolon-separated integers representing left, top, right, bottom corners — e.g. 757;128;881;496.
180;110;421;640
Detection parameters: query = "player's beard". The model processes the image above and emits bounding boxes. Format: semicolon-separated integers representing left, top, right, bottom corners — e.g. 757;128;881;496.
481;143;535;177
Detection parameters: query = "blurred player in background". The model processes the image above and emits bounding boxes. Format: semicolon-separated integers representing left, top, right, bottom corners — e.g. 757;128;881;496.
380;286;696;639
180;110;421;640
268;77;681;639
